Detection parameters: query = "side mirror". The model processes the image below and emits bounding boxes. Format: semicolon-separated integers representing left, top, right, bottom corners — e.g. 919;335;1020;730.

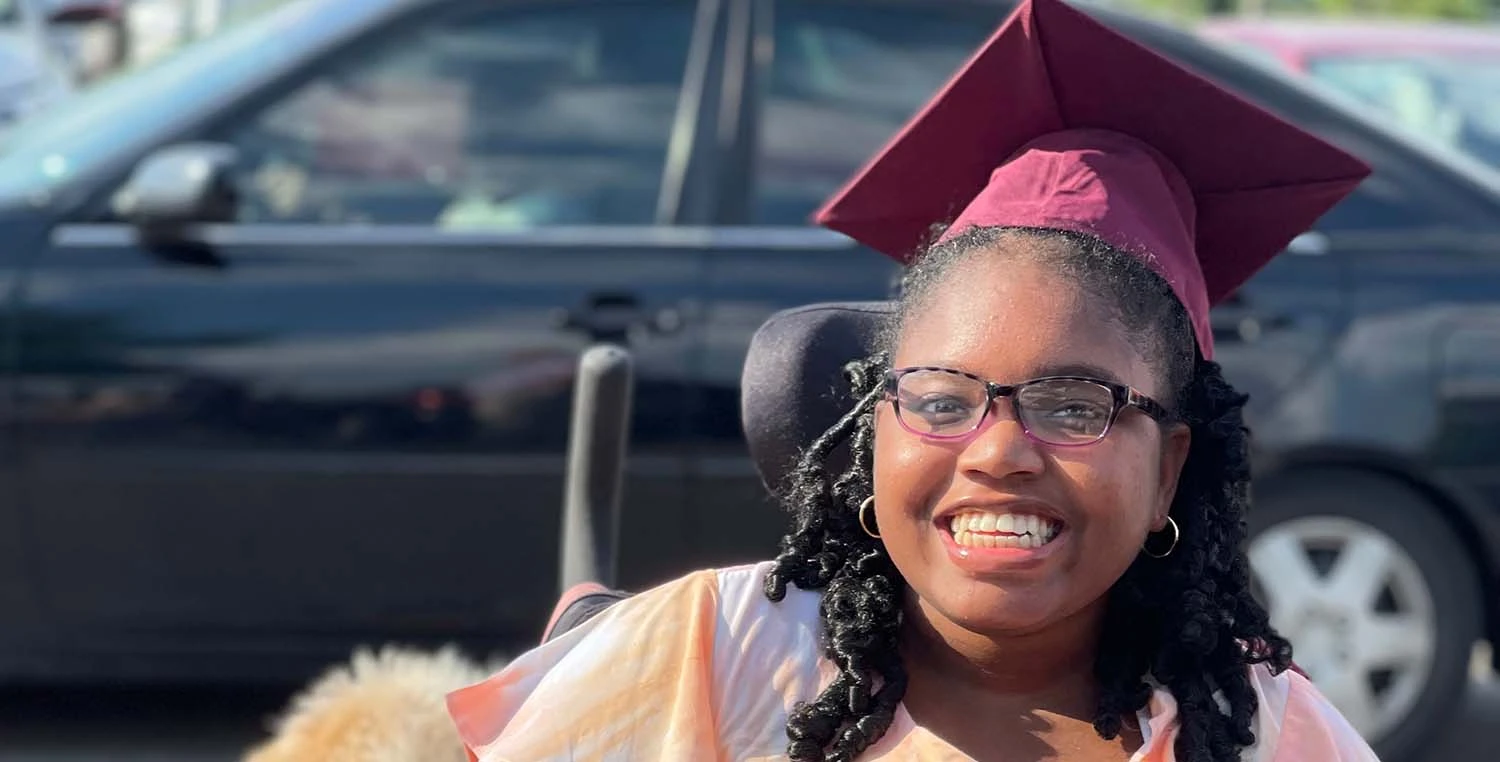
112;142;240;228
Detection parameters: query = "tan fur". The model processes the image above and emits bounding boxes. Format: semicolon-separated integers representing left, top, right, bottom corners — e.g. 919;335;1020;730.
243;646;499;762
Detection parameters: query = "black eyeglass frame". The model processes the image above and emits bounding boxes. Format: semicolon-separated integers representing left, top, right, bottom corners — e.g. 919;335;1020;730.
881;366;1172;446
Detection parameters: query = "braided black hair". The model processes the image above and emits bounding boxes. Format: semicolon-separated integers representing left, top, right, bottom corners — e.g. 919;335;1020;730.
764;226;1292;762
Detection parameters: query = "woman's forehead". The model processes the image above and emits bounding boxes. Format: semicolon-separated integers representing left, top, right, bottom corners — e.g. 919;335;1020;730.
894;257;1155;388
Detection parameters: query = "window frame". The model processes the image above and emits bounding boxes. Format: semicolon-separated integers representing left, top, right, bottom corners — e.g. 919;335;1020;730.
71;0;724;229
724;0;1008;228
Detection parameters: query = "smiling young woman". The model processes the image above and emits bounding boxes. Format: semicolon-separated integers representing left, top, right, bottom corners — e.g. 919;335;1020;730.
443;0;1380;760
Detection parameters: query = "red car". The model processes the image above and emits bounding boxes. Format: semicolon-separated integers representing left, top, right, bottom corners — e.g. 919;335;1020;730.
1201;19;1500;170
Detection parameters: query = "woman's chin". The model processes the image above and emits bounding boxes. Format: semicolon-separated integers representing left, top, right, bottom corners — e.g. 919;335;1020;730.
923;589;1066;638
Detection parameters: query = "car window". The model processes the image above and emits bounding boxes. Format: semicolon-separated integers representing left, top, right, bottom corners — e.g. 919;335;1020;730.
1315;173;1436;232
212;0;695;227
752;3;994;225
1307;53;1500;171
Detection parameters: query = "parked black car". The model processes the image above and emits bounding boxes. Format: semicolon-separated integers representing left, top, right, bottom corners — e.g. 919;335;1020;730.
0;0;1496;758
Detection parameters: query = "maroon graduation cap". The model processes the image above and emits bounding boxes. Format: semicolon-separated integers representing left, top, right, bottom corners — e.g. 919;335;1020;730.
813;0;1370;359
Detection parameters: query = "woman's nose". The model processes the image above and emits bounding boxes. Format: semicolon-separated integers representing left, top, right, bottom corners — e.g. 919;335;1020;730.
955;401;1047;480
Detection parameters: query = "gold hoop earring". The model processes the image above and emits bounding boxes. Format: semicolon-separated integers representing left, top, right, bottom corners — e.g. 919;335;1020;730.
858;496;881;539
1143;516;1179;559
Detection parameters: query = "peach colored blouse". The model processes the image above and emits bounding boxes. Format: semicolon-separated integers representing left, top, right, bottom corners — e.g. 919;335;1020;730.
447;562;1379;761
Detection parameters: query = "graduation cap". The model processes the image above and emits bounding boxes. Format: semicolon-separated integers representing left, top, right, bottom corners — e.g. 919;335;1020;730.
813;0;1371;359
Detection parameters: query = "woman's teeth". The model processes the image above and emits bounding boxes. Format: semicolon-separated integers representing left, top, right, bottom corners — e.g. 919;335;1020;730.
950;511;1061;549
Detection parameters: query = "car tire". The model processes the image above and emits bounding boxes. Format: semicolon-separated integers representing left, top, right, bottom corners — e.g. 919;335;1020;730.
1246;469;1481;762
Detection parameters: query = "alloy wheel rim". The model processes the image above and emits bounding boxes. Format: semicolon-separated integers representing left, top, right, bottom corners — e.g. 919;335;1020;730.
1248;516;1437;741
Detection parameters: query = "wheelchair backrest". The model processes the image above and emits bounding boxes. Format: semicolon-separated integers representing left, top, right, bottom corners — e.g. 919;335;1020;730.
740;301;894;498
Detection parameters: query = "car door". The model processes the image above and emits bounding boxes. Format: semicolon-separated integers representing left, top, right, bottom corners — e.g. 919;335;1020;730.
1300;156;1500;492
18;0;715;661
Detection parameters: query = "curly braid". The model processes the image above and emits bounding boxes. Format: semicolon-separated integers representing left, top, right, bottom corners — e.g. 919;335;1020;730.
764;226;1292;762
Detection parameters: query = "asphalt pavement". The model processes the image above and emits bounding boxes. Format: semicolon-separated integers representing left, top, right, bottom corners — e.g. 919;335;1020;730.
0;673;1494;761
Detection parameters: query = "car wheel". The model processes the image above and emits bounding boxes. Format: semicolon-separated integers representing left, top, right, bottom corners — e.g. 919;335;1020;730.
1246;470;1481;762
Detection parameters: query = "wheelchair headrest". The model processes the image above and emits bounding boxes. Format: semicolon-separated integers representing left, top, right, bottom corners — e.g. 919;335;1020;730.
741;301;895;497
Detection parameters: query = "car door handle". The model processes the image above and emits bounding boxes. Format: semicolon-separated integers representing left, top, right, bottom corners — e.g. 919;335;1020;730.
553;292;683;342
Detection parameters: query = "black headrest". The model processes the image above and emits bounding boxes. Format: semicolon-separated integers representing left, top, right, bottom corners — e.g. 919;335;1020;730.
741;301;895;497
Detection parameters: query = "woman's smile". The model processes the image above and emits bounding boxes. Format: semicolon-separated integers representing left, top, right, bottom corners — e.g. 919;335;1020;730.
931;503;1070;574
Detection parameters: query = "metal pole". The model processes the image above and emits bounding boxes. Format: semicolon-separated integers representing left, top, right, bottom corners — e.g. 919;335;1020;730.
558;344;634;594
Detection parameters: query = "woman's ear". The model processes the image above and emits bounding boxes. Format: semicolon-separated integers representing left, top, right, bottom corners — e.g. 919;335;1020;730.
1154;423;1191;529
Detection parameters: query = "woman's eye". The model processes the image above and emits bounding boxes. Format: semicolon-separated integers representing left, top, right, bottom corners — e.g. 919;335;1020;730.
1058;402;1106;417
912;395;973;421
1045;401;1109;425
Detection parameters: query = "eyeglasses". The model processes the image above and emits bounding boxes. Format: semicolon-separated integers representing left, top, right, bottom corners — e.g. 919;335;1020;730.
883;367;1170;447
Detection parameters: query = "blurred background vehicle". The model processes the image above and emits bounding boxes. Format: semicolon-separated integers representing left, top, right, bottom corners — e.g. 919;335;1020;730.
0;0;1497;760
50;0;131;82
1201;19;1500;169
2;0;130;83
0;0;81;131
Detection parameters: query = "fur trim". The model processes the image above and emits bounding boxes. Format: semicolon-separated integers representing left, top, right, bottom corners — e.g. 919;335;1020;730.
243;645;498;762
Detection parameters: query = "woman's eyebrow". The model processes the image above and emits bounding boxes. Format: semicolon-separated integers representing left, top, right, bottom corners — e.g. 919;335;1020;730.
899;360;1131;385
1030;362;1127;384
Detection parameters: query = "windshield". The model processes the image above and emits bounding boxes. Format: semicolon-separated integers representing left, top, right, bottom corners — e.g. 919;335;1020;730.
0;0;402;201
1308;52;1500;170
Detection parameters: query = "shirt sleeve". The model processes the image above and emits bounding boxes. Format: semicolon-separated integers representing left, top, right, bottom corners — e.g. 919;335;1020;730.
446;569;725;762
1269;669;1382;762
